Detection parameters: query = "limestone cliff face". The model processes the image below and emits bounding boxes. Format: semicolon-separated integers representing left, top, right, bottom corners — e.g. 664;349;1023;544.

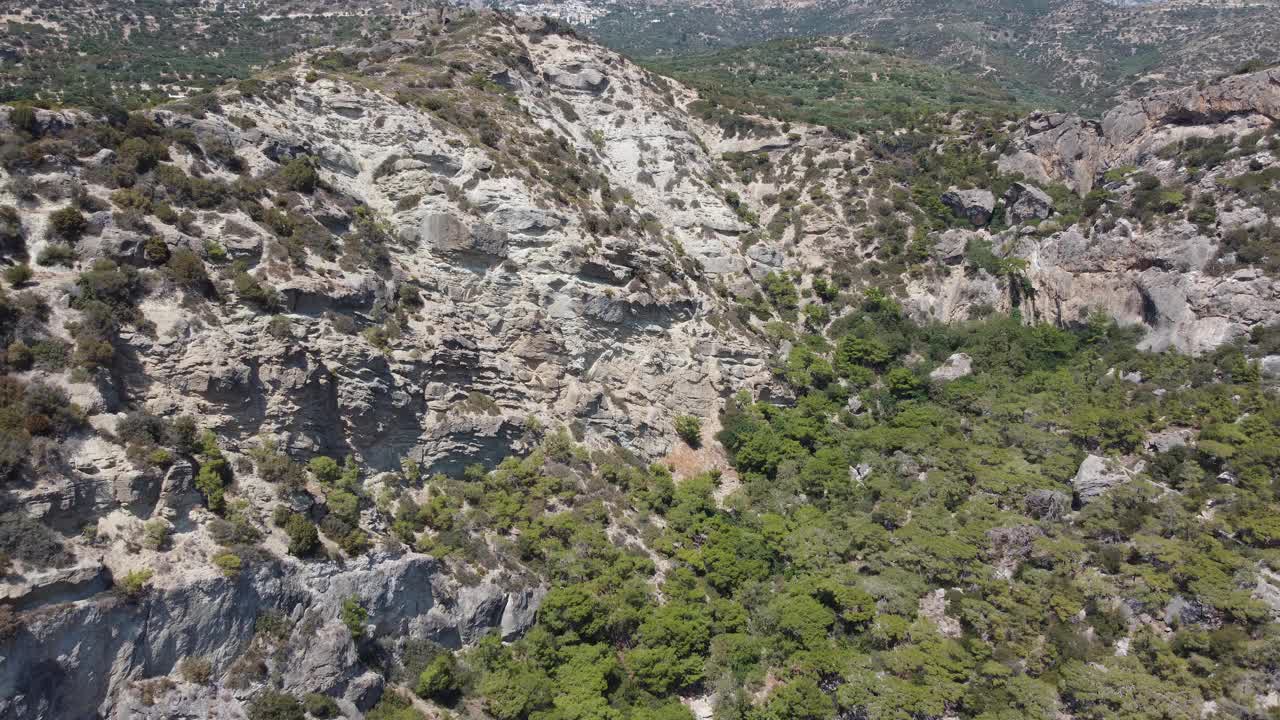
111;26;775;473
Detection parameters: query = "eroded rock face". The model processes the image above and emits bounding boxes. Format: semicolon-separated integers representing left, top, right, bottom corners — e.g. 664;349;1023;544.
0;553;542;720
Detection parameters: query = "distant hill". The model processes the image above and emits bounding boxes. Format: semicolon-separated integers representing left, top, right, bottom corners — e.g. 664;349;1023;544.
535;0;1280;113
644;36;1032;134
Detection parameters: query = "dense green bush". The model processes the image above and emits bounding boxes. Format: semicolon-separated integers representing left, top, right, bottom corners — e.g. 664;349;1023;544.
302;693;339;719
194;431;231;513
0;205;24;258
48;206;88;241
279;157;319;194
415;652;460;702
380;290;1280;720
3;264;32;287
116;568;154;599
36;244;75;266
8;106;37;135
674;415;702;446
341;596;369;638
234;270;279;310
165;249;213;295
246;691;304;720
285;513;319;556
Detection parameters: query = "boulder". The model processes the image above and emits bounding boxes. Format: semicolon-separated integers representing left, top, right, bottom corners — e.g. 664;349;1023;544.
933;229;971;264
1262;355;1280;379
421;213;508;258
1003;182;1054;224
544;63;608;93
941;188;995;227
929;353;973;382
1072;454;1134;504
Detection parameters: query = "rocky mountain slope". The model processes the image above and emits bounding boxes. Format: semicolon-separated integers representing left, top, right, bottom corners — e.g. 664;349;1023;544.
0;7;1279;720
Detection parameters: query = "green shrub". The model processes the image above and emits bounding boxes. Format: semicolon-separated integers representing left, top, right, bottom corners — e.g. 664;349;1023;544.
365;691;425;720
674;415;702;446
4;264;32;286
213;552;242;577
280;157;319;194
308;456;341;485
761;272;799;311
338;528;369;556
416;652;461;702
302;693;339;719
884;367;924;398
116;568;154;599
195;431;231;513
247;691;304;720
143;236;170;264
74;260;140;313
166;249;212;295
6;340;32;370
36;244;75;266
142;519;171;550
341;596;369;638
48;207;88;242
285;513;319;556
0;205;23;256
117;137;164;173
9;106;37;135
234;271;279;310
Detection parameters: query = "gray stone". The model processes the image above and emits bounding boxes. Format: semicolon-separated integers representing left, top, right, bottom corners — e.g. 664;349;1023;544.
421;213;508;257
929;353;973;382
1003;182;1054;224
544;64;608;93
1261;356;1280;379
941;188;995;227
1072;454;1134;504
933;229;971;264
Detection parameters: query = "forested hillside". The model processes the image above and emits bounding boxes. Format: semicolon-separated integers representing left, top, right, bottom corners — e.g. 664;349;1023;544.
0;6;1278;720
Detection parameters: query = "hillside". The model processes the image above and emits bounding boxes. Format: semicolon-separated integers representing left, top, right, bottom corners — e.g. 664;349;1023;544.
0;0;419;107
554;0;1280;112
644;37;1031;134
0;7;1279;720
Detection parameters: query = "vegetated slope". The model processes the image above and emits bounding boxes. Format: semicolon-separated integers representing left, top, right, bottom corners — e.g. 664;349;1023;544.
0;7;1279;720
571;0;1280;112
644;36;1034;135
0;0;432;107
